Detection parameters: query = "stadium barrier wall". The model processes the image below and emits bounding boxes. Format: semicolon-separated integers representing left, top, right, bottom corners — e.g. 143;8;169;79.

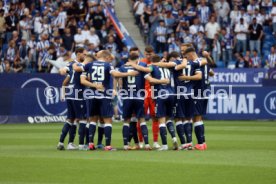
0;70;275;124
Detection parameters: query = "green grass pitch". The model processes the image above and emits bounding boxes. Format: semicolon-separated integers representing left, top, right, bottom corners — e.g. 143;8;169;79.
0;121;276;184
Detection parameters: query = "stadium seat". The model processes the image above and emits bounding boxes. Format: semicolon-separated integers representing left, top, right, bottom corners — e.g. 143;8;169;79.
216;61;226;68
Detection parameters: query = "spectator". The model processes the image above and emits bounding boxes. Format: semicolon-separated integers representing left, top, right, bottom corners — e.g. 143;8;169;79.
248;17;263;54
235;52;249;68
5;9;19;43
243;50;252;65
74;28;86;48
105;36;117;56
37;33;50;52
234;18;248;54
230;5;240;27
168;33;180;53
252;8;265;25
86;43;98;55
194;31;207;53
77;16;86;29
205;15;220;52
214;0;230;26
38;45;56;73
140;5;152;42
89;5;106;30
6;40;17;63
236;7;250;25
0;9;5;46
27;34;37;72
189;17;204;35
250;49;262;68
133;0;145;25
55;6;67;35
81;24;90;38
120;46;129;63
266;46;276;68
155;19;167;53
18;38;29;68
33;10;42;36
220;28;234;63
197;0;211;26
212;34;221;63
149;9;160;46
88;27;100;48
12;57;24;73
164;10;176;35
184;2;197;24
247;0;260;16
62;28;74;51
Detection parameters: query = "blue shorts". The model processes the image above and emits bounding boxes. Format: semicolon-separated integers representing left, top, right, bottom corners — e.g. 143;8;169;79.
86;98;114;118
122;99;144;119
66;99;86;119
175;95;194;119
155;95;175;118
194;98;208;116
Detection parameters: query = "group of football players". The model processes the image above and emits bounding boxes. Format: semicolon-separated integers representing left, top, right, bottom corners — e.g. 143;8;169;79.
56;43;214;151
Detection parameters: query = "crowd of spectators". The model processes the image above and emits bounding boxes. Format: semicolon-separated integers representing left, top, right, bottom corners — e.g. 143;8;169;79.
132;0;276;69
0;0;128;73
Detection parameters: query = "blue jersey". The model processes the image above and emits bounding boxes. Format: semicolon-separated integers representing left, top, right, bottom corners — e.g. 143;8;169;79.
173;58;201;94
65;61;85;100
119;62;146;99
83;60;114;99
146;65;174;98
194;64;212;97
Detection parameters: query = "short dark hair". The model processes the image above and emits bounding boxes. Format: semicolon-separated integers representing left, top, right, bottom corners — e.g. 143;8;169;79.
129;53;139;61
168;52;180;60
129;47;139;52
75;47;85;54
184;47;196;55
150;55;161;63
145;45;154;53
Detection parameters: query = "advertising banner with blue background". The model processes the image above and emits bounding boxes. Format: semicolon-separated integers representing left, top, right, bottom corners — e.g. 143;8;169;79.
0;73;276;123
206;86;276;120
210;68;267;86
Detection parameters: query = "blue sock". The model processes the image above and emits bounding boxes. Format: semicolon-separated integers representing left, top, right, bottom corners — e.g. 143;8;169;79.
128;122;134;143
104;124;112;146
59;121;72;143
140;122;149;145
129;121;138;144
166;120;176;138
184;121;193;143
176;121;185;145
78;121;86;145
88;122;97;144
97;123;104;145
85;124;89;145
68;122;77;143
159;124;167;145
122;123;130;146
194;121;204;144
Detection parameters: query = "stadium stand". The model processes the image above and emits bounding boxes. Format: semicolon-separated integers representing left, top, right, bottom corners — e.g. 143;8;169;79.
131;0;276;69
0;0;126;73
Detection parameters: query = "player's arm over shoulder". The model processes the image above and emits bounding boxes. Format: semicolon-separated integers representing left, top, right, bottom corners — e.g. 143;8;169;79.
110;65;138;78
126;61;152;73
152;58;177;68
144;72;170;85
73;62;85;72
175;58;188;70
